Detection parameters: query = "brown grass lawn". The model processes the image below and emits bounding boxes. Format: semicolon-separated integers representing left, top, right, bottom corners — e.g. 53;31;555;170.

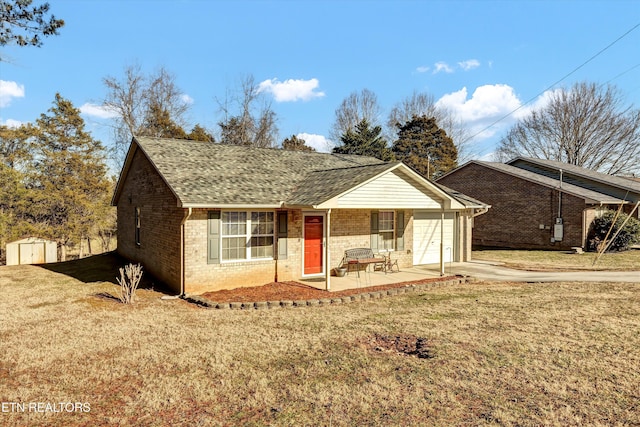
473;248;640;271
1;254;639;426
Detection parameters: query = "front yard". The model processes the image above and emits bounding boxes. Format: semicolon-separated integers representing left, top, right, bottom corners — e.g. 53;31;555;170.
473;248;640;271
0;254;638;426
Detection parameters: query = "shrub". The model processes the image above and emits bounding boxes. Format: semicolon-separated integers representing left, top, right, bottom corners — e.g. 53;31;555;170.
117;263;143;304
587;210;640;252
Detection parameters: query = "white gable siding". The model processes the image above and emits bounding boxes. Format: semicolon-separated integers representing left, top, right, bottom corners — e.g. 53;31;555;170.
336;170;442;209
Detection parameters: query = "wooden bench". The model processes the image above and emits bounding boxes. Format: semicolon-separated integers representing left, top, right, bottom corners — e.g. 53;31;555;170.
343;248;386;277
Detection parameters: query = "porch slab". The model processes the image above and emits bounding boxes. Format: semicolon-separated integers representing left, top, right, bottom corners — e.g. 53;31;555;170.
298;265;446;292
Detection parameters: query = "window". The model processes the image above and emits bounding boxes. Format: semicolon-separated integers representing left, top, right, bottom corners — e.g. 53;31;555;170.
222;211;247;260
135;207;141;246
221;211;274;261
250;212;274;258
378;211;395;251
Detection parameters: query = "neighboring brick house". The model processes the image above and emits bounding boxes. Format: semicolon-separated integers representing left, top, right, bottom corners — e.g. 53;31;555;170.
112;136;488;294
437;157;640;250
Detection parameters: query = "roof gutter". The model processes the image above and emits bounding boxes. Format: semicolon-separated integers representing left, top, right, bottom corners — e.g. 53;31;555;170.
472;206;490;218
180;203;283;209
180;207;193;297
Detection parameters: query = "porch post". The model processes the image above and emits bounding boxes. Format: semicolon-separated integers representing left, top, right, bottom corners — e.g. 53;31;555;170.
325;208;331;291
440;208;445;276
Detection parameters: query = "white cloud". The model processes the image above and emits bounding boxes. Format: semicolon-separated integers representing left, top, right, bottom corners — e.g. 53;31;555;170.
1;118;23;128
433;62;454;74
297;133;332;152
258;78;325;102
458;59;480;71
416;65;430;73
181;94;194;105
520;88;559;117
79;103;120;119
0;80;25;107
436;84;524;139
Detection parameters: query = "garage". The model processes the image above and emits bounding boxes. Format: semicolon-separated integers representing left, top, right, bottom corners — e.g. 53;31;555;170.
413;211;455;265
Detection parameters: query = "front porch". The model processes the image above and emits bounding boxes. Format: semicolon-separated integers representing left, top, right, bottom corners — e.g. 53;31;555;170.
299;264;455;292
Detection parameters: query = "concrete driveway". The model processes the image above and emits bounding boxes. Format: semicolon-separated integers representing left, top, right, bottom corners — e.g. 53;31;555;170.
422;261;640;283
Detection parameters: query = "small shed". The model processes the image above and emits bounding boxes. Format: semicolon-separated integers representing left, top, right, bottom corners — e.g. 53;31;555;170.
6;237;58;266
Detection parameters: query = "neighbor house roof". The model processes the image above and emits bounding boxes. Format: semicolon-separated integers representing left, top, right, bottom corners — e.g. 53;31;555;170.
112;137;484;209
508;157;640;197
445;161;628;205
433;182;490;209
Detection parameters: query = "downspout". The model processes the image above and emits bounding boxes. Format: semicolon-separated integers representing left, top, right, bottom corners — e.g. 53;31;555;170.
440;207;445;276
325;208;331;291
558;169;563;218
180;207;193;296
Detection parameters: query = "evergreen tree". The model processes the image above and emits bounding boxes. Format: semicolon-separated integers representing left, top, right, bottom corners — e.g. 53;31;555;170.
140;103;188;139
0;163;30;261
0;0;64;58
282;134;315;152
28;93;112;260
188;124;215;142
0;124;33;169
392;115;457;179
332;118;393;161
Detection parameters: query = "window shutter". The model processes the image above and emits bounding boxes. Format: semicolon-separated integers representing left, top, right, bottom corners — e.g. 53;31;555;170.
396;210;404;251
277;211;288;260
370;210;379;252
207;210;221;264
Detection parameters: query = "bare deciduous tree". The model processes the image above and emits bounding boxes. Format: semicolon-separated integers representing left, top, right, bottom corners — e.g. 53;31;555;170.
103;64;192;163
216;75;278;148
329;89;382;143
497;82;640;175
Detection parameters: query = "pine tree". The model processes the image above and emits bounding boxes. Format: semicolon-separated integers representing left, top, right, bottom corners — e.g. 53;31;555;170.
0;1;64;54
141;103;188;139
392;115;457;179
332;118;393;161
29;93;112;260
188;124;215;142
282;134;315;152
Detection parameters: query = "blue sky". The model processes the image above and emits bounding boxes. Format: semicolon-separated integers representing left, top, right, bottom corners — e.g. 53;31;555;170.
1;0;639;164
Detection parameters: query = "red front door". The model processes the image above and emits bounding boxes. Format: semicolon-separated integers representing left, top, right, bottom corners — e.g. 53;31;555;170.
304;216;324;275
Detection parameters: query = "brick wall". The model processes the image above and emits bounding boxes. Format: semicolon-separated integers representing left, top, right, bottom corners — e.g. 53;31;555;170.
439;163;590;249
182;208;415;294
183;209;303;294
328;209;413;270
116;148;183;293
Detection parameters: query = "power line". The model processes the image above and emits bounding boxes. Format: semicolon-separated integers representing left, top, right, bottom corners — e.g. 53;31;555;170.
465;21;640;149
603;62;640;86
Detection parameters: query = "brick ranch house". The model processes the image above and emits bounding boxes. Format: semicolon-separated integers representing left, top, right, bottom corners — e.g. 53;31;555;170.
111;136;489;295
437;157;640;250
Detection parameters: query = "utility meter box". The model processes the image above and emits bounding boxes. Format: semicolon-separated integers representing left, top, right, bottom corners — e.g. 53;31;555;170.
553;218;563;241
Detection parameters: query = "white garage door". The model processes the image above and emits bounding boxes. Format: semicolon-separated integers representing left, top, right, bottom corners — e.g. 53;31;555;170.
413;211;455;265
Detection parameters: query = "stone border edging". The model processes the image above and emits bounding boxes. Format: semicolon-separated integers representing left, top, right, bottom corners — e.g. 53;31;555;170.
181;276;475;310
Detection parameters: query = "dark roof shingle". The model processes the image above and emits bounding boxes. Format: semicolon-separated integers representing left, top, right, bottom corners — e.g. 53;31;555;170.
133;137;391;207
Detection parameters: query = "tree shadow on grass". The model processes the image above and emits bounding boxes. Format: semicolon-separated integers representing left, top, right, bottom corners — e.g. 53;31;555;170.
37;251;163;291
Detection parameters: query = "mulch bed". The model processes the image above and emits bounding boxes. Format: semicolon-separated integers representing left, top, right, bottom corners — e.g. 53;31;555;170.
201;276;459;303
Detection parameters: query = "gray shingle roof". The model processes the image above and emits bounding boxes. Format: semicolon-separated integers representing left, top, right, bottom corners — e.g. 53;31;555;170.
508;157;640;194
434;182;489;208
131;137;393;207
475;161;627;204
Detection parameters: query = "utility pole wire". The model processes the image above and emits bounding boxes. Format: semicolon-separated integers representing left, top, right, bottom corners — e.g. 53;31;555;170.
464;21;640;150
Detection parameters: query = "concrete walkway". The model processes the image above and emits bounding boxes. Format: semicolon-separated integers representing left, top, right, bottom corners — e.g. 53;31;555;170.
422;261;640;283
